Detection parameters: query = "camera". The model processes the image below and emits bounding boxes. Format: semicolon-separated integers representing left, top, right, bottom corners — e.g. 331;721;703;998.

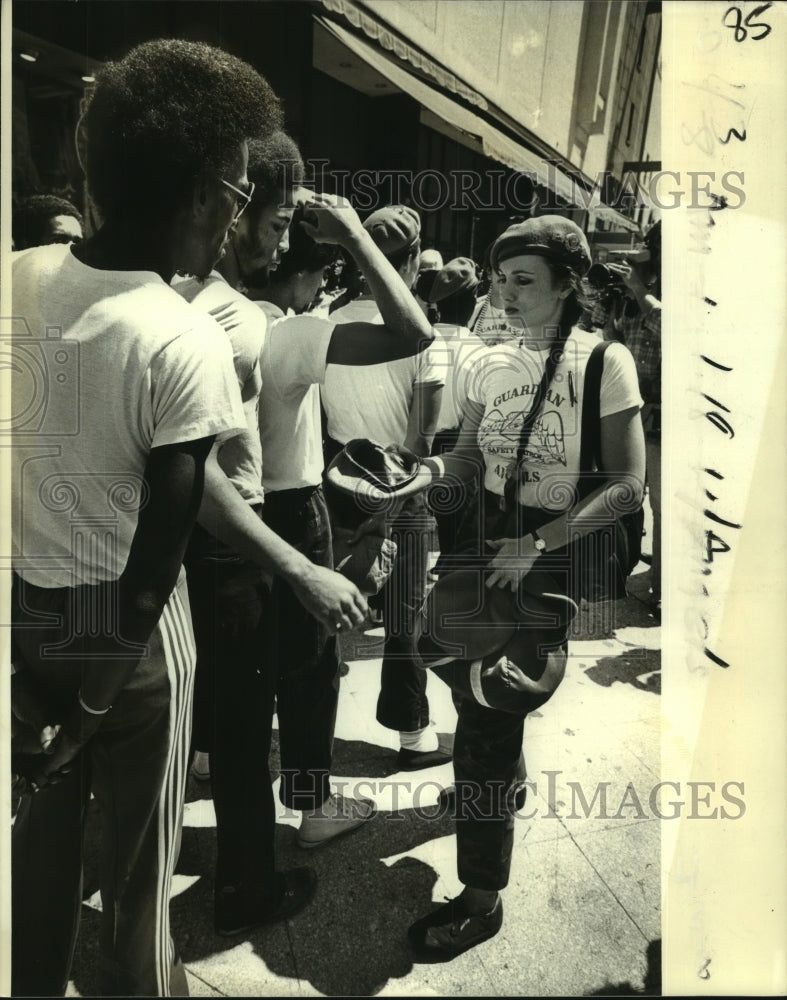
585;262;627;311
586;262;626;293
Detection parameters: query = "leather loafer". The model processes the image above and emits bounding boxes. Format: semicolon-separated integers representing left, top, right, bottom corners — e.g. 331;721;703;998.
396;745;453;771
215;867;317;936
409;895;503;957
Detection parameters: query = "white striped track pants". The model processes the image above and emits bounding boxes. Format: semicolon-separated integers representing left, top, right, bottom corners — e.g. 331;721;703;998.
11;573;196;997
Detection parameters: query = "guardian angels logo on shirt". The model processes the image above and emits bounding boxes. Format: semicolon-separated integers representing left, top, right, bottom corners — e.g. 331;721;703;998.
479;407;567;468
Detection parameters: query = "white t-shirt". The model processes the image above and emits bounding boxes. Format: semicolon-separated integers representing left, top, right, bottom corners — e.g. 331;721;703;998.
430;323;488;433
322;297;445;447
256;302;335;492
174;272;267;505
330;296;381;325
11;245;245;588
467;328;642;510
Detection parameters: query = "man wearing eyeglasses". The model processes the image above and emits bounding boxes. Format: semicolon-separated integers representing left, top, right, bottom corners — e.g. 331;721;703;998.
9;40;279;997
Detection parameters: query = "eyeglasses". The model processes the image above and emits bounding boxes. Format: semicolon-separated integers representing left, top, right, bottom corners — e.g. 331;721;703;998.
220;178;255;223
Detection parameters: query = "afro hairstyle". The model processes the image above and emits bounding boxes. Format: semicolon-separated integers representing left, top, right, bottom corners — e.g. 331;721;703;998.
81;39;282;224
13;195;84;249
247;130;305;208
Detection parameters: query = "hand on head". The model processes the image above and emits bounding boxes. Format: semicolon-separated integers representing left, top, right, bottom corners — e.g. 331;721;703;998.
299;192;363;247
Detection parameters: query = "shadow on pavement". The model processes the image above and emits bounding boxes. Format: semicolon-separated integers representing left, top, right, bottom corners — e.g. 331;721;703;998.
584;937;661;995
169;799;454;996
69;730;457;996
584;647;661;694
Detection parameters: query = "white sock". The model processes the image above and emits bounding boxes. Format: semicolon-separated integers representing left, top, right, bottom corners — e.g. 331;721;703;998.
400;726;439;753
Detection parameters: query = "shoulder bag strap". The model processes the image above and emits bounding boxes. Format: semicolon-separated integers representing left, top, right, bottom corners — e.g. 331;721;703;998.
579;340;612;474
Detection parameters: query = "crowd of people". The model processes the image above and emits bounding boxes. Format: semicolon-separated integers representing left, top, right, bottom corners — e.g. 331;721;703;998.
9;37;660;997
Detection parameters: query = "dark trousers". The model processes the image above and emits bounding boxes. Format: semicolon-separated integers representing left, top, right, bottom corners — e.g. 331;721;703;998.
263;485;340;811
430;494;571;891
452;697;528;890
376;494;433;733
185;516;278;899
11;574;193;997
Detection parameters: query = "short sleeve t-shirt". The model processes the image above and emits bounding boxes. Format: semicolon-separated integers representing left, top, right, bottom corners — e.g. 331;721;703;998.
11;245;244;587
256;302;335;491
429;323;488;432
321;298;445;447
468;328;642;510
174;272;267;505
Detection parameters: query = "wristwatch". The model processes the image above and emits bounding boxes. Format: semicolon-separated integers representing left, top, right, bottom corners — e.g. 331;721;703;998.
530;531;547;553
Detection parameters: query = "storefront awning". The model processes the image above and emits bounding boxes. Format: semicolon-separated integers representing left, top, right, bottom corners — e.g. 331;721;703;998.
318;0;488;110
318;16;579;204
587;204;643;234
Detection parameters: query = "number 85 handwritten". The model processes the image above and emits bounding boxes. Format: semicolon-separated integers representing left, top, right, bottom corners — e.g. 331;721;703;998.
723;3;772;42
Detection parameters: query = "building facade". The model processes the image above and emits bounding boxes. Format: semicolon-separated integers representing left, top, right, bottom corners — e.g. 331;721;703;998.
11;0;661;261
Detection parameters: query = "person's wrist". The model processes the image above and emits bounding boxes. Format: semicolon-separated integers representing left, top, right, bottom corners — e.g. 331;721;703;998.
529;530;548;555
338;228;373;254
284;552;320;591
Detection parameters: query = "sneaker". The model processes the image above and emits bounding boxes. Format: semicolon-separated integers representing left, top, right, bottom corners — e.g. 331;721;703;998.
409;895;503;957
215;867;317;936
190;751;211;781
297;792;376;850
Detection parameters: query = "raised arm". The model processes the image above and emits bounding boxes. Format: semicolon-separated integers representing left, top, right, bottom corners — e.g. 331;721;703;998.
301;194;433;363
606;261;662;335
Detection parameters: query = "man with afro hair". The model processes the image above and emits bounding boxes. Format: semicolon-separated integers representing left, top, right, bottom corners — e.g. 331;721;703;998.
10;39;279;996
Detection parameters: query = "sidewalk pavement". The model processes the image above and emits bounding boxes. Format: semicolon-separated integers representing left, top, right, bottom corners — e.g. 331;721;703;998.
67;556;661;998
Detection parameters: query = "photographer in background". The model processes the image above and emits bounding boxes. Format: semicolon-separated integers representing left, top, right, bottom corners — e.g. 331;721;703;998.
590;221;661;614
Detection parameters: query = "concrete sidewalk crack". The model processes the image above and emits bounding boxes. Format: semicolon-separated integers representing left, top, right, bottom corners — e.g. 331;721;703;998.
185;965;229;997
568;832;653;942
285;920;305;994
